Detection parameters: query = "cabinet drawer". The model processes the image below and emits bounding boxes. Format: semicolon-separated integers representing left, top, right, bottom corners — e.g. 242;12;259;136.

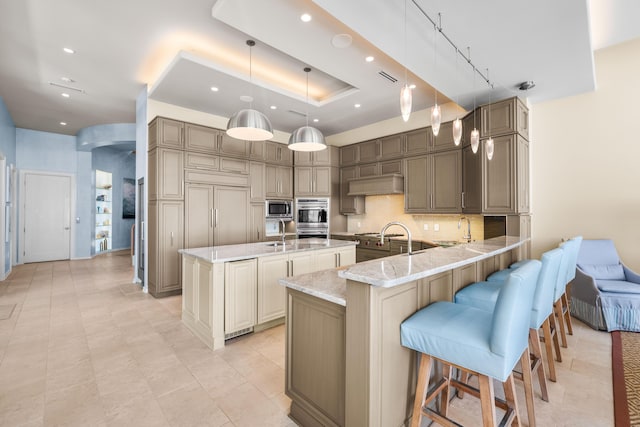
219;157;250;175
185;152;219;170
380;159;403;175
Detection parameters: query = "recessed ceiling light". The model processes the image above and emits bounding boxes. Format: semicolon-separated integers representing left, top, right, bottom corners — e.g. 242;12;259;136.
63;47;75;54
409;84;416;89
210;86;219;92
61;93;70;98
300;13;312;22
331;34;353;49
354;104;361;108
313;119;319;123
365;56;374;62
61;77;75;83
60;122;67;126
270;105;277;110
239;95;253;103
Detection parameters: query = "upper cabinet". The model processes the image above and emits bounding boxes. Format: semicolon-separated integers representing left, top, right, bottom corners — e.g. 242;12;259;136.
480;97;529;141
405;128;431;157
185;123;218;152
294;146;337;166
431;122;455;152
218;133;251;158
340;145;359;166
149;117;184;150
265;141;293;166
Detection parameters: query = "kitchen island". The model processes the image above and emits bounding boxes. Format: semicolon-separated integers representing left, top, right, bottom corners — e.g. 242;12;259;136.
279;236;528;427
179;238;356;350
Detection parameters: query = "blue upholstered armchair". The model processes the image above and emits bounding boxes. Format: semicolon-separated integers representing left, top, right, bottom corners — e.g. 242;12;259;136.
570;239;640;332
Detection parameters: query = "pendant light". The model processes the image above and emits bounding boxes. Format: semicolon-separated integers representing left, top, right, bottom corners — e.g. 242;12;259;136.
288;67;326;152
485;68;494;160
430;15;441;136
226;40;274;142
452;45;462;145
469;48;480;154
399;0;412;122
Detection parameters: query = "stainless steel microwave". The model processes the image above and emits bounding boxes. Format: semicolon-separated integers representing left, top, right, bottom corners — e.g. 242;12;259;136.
265;200;293;220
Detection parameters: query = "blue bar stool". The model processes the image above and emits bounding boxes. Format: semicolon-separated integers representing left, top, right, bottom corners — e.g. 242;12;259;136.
554;236;582;347
455;248;564;425
401;261;541;427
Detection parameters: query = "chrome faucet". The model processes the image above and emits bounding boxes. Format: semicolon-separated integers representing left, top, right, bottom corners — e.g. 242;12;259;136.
380;221;412;255
279;219;287;245
458;216;471;242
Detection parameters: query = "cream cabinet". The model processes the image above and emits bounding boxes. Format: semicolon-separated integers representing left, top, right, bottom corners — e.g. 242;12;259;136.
148;200;184;297
265;164;293;198
265;141;293;165
225;259;257;335
218;133;251;158
294;166;335;197
148;148;184;201
250;202;265;243
149;117;184;150
185;123;218;153
249;161;265;201
314;246;356;270
294;146;337;166
184;183;250;249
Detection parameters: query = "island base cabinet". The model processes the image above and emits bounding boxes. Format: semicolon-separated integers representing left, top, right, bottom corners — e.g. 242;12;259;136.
225;259;258;337
181;255;225;351
286;289;345;427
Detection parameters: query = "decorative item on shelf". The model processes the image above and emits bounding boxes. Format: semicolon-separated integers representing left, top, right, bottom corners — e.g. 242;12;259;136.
96;194;105;201
103;207;110;214
399;0;412;122
102;184;112;189
288;67;327;152
430;15;442;137
226;40;273;142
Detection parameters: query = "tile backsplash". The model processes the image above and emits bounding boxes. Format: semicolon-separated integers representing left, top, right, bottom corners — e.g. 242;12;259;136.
345;194;484;242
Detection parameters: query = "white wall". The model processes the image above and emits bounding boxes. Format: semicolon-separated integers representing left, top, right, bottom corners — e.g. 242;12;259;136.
530;37;640;271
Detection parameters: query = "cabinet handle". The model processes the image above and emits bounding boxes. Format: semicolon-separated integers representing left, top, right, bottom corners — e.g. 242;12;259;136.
210;208;214;227
257;230;260;240
290;260;294;276
180;127;184;144
170;231;174;246
430;194;433;209
214;209;218;227
461;192;466;209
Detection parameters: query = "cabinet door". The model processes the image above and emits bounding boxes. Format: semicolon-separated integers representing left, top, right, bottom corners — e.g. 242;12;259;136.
289;251;315;276
462;110;479;147
249;162;265;201
431;121;455;152
265;141;292;165
249;141;265;160
294;167;313;196
358;163;379;178
481;98;515;138
151;148;184;200
516;136;530;213
265;164;279;197
149;118;183;150
483;134;515;213
462;145;482;213
258;254;288;324
184;152;219;171
294;151;314;166
219;157;249;175
315;248;338;270
336;246;356;267
379;134;403;159
340;145;359;166
380;159;403;175
185;123;218;152
405;128;430;156
430;150;462;213
359;139;380;163
156;200;184;295
185;183;214;249
214;186;250;246
219;133;250;158
250;203;265;242
225;259;257;334
311;146;336;166
279;167;293;198
404;156;429;213
340;166;364;214
313;167;332;196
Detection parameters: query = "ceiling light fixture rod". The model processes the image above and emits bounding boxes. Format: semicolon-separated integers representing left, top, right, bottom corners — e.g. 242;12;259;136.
410;0;491;87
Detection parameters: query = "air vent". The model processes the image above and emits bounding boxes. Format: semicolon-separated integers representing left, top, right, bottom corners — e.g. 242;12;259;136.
378;70;398;83
49;82;85;93
288;109;308;117
225;327;253;340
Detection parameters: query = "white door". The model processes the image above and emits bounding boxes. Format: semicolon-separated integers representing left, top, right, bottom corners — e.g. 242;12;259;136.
23;172;72;262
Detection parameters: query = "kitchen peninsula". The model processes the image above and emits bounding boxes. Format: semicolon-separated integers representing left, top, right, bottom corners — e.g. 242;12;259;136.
279;236;528;427
179;238;356;350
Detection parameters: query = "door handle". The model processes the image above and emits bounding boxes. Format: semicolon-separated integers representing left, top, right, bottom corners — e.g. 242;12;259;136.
461;192;465;209
141;221;144;241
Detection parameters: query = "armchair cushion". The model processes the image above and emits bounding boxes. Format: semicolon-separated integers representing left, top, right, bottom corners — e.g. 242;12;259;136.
578;263;625;281
597;280;640;294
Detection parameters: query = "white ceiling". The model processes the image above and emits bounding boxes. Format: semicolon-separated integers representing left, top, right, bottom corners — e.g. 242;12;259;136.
0;0;639;139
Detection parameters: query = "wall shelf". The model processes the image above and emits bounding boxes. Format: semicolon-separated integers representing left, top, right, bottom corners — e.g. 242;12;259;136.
96;170;112;254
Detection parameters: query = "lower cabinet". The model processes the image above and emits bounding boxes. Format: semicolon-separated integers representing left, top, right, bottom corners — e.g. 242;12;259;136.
148;200;184;298
225;259;258;336
250;202;265;242
315;246;357;270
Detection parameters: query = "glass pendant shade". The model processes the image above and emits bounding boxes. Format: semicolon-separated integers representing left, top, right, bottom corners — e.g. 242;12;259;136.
400;84;412;122
470;128;480;154
452;118;462;146
288;126;327;152
431;104;441;136
486;137;494;160
226;109;274;141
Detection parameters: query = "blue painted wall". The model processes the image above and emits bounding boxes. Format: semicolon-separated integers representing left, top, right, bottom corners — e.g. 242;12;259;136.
92;146;136;252
0;97;16;274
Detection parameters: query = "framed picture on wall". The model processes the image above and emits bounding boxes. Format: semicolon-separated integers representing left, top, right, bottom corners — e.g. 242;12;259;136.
122;178;135;219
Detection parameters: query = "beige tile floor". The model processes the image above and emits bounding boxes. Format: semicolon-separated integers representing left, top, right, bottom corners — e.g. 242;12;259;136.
0;251;613;426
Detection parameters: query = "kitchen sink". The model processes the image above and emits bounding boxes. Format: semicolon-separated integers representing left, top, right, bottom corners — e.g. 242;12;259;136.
264;242;290;247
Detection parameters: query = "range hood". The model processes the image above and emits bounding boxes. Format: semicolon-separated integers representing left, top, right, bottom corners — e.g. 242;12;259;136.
347;174;404;196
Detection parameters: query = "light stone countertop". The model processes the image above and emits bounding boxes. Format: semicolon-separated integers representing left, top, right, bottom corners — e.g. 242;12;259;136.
279;269;348;306
179;238;356;264
278;236;528;305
